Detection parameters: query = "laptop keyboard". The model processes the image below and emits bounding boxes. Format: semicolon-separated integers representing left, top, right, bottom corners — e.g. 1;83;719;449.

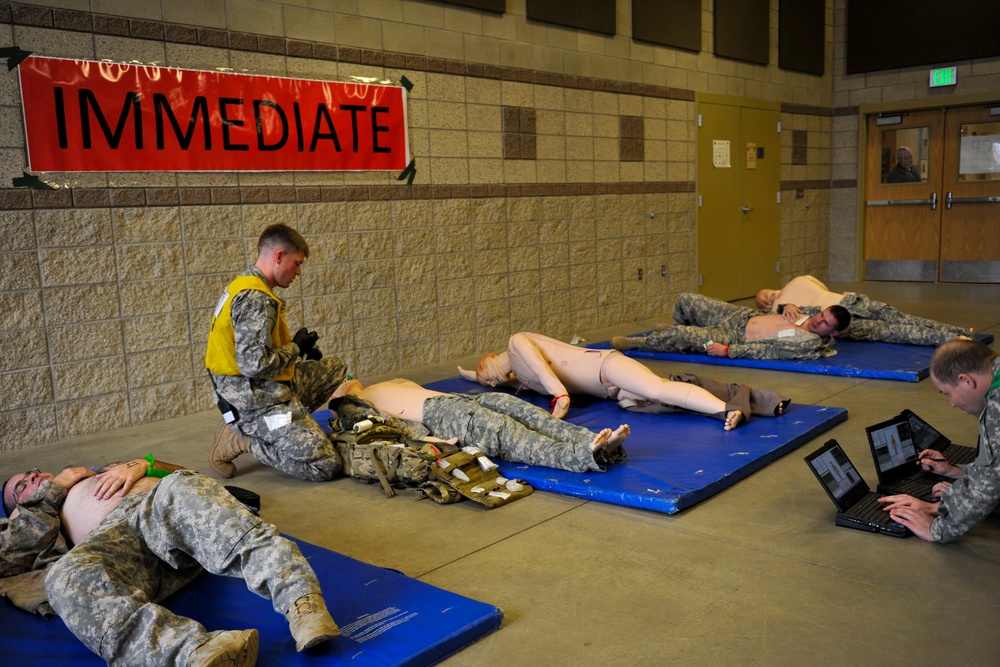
853;495;893;523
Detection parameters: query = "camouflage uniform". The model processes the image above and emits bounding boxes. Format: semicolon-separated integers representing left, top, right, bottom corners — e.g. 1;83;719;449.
930;359;1000;542
2;471;323;666
832;293;971;346
625;293;835;360
210;266;348;481
422;392;615;473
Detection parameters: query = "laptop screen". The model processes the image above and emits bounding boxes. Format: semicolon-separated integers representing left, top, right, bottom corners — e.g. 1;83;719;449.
809;444;863;500
867;419;918;474
902;410;947;451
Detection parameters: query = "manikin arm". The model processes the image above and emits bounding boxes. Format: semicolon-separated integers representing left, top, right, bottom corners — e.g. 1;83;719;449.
507;334;572;418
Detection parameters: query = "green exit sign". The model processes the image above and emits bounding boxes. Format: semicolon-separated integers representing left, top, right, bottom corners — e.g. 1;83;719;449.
930;67;957;87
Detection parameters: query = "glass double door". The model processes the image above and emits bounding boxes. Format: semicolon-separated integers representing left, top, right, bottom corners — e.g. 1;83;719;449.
864;104;1000;282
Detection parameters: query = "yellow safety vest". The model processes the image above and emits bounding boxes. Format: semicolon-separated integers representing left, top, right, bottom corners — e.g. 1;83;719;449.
205;275;294;381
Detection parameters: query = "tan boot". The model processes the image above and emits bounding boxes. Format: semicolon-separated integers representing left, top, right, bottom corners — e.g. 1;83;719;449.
212;419;251;479
610;336;643;351
188;629;258;667
286;593;340;651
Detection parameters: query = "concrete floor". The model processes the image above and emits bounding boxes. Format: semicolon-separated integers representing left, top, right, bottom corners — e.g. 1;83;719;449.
9;281;1000;665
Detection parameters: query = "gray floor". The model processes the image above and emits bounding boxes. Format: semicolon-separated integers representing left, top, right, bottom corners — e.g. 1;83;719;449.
10;281;1000;665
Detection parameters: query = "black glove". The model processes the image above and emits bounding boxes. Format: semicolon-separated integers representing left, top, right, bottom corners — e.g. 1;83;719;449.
292;327;319;357
305;347;323;361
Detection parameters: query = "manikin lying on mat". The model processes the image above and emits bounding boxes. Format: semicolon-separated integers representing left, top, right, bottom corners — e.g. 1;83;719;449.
0;458;339;667
460;332;790;431
332;378;630;473
755;275;973;347
612;293;851;361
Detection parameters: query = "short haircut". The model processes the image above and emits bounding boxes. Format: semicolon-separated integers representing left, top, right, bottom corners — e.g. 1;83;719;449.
1;476;14;517
897;146;912;160
930;339;998;385
258;224;309;258
827;305;851;333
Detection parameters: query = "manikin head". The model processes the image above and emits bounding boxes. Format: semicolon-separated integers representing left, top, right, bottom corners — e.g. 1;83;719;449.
929;339;998;416
255;224;310;289
755;288;780;310
458;353;515;387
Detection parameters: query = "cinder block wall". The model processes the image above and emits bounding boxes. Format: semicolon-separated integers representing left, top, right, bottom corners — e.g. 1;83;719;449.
0;0;834;449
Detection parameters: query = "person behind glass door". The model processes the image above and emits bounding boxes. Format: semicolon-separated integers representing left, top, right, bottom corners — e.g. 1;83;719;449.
886;145;921;183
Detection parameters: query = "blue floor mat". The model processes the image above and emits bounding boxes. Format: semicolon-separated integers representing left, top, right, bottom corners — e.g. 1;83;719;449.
1;536;502;666
586;333;995;382
417;377;848;514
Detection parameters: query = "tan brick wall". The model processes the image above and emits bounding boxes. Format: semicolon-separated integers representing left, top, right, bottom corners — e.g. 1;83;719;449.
0;0;836;448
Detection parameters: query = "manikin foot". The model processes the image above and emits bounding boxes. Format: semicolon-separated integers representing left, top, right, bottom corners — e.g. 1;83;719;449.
775;399;791;416
589;428;613;453
607;424;630;450
724;410;744;431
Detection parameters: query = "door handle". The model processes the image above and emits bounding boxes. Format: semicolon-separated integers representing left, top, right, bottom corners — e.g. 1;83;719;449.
741;206;753;213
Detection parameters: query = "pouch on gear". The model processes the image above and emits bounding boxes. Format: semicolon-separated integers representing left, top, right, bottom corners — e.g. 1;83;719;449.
328;420;456;501
432;449;533;509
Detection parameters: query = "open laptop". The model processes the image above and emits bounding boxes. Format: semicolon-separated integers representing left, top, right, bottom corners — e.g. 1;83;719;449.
804;439;909;538
865;415;939;501
899;408;978;466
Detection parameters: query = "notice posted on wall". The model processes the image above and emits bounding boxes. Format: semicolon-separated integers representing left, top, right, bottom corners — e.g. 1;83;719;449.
713;140;731;168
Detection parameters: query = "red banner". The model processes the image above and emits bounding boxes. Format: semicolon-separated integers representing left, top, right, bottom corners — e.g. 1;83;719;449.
19;56;410;173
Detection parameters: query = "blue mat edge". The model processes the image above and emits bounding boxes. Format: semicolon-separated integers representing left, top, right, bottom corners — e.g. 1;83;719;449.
495;407;849;514
292;538;503;667
602;347;926;381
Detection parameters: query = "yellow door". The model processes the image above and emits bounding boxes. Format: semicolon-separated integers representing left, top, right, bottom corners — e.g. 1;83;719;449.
863;109;944;281
940;104;1000;282
697;96;780;300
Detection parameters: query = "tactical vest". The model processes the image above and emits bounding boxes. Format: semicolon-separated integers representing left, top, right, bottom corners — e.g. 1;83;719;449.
327;414;533;508
205;275;294;382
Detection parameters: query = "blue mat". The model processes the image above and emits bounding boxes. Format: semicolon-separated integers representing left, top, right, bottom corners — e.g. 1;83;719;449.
1;536;502;666
406;377;848;514
586;333;995;382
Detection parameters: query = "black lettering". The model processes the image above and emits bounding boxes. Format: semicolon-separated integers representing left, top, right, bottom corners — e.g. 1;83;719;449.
254;100;288;151
309;104;342;152
219;98;249;151
371;106;390;153
54;87;68;149
78;89;143;149
340;104;366;152
153;94;211;150
293;102;304;152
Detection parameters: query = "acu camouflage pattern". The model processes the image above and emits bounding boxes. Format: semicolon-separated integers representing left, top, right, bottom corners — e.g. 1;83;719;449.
328;394;529;507
835;293;971;346
210;267;348;481
0;481;70;617
623;293;835;360
931;358;1000;542
421;392;619;473
45;471;323;666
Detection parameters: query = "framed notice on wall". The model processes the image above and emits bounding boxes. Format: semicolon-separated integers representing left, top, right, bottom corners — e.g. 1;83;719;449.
17;56;411;173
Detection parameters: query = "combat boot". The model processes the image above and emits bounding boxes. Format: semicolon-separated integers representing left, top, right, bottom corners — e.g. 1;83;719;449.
286;593;340;651
212;419;251;478
188;628;258;667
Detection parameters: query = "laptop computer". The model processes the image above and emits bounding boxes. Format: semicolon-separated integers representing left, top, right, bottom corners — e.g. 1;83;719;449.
804;439;910;538
899;408;978;466
865;415;940;501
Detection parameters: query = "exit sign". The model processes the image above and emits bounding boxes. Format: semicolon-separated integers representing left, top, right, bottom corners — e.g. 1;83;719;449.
930;67;957;87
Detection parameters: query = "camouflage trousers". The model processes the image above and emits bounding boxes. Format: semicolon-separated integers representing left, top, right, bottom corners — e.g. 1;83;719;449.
635;293;830;359
240;356;348;481
45;471;321;666
422;393;606;473
839;293;971;346
642;293;753;351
